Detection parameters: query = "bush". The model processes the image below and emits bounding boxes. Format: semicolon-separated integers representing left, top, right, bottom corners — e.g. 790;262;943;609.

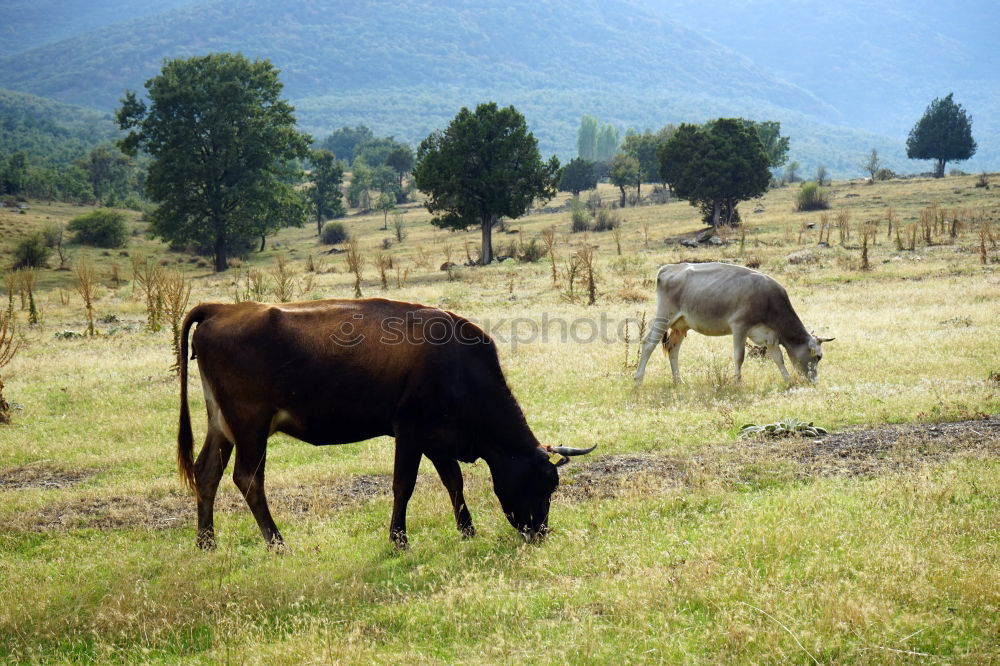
13;234;51;269
875;168;896;181
593;207;620;231
795;182;830;211
67;209;129;248
321;221;350;244
570;197;590;233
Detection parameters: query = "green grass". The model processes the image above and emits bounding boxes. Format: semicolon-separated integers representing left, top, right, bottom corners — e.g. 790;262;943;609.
1;174;999;662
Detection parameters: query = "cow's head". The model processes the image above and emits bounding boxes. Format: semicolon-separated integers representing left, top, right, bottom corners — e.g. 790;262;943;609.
790;334;834;382
491;444;596;542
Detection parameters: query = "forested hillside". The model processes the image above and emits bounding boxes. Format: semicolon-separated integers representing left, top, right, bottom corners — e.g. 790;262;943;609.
0;0;995;174
0;89;119;164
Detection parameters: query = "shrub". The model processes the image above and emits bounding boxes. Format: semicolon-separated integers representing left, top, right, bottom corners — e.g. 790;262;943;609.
13;234;51;269
593;207;620;231
321;221;350;245
517;237;545;263
875;168;896;181
795;182;830;212
67;209;129;248
570;197;590;233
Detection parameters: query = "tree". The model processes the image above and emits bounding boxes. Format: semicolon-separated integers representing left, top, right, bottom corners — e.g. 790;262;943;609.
559;157;597;195
117;53;309;271
375;192;396;230
621;130;661;202
385;145;414;199
307;150;346;235
749;120;790;169
320;125;374;164
577;115;598;160
861;149;881;184
783;160;802;184
413;102;560;265
608;153;639;208
906;93;977;178
596;124;620;163
347;161;373;211
77;144;136;205
1;152;28;195
658;119;771;228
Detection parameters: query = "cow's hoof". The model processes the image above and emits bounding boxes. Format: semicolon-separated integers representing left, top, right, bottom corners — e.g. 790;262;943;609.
196;532;217;550
460;525;476;540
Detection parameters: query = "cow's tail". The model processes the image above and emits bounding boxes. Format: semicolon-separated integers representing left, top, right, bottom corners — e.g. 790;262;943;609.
178;304;210;496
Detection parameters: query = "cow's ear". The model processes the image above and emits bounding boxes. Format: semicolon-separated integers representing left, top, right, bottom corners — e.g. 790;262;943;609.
547;451;569;467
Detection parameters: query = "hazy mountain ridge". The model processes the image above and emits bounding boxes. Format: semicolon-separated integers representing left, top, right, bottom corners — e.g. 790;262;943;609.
0;0;994;175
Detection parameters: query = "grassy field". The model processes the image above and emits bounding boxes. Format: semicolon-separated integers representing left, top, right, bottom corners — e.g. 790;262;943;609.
1;174;999;663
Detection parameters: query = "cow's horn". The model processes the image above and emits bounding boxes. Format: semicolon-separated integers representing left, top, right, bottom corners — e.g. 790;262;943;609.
817;336;835;343
549;444;597;456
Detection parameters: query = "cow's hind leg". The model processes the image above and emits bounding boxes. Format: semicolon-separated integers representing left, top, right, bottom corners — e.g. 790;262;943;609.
662;328;687;383
194;429;234;549
389;439;422;549
231;430;284;549
428;455;475;539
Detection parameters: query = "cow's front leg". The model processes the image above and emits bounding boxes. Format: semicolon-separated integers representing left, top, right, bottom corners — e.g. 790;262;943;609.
769;345;792;383
429;455;475;539
664;328;687;384
731;329;748;382
389;441;422;549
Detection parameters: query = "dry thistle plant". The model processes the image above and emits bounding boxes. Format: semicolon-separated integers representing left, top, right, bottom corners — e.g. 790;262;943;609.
3;271;17;320
131;254;165;331
860;221;878;271
611;225;623;256
270;253;297;303
979;220;995;265
576;241;597;306
541;226;558;285
562;253;582;302
161;270;192;372
20;267;39;325
818;213;830;244
415;244;430;269
374;252;392;290
641;220;650;248
836;208;851;245
394;262;410;289
346;239;365;298
392;211;406;243
72;258;98;336
58;289;70;306
305;253;316;272
109;261;122;288
884;206;896;240
0;312;20;425
919;206;935;246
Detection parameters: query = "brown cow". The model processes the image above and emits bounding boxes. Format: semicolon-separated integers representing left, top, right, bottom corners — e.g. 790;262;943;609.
177;298;594;549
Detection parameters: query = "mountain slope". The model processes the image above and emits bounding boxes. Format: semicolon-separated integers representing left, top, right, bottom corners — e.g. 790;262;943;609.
0;89;119;164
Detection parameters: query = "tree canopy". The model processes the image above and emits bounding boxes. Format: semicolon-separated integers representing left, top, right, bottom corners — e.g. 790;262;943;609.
413;102;560;265
658;118;771;227
117;53;309;271
559;157;597;196
307;149;346;235
906;93;976;177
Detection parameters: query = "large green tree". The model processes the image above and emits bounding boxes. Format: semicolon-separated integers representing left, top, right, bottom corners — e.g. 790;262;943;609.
559;157;597;196
307;149;346;235
608;153;639;208
658;118;771;228
621;130;662;202
116;53;309;271
749;120;790;170
413;102;560;265
906;93;977;178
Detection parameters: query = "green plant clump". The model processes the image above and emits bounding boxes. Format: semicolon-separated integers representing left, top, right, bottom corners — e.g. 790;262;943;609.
67;209;129;248
795;182;830;211
12;233;51;269
739;418;829;438
321;221;350;245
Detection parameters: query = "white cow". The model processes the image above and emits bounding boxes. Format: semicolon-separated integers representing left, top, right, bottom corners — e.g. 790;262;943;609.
635;262;832;385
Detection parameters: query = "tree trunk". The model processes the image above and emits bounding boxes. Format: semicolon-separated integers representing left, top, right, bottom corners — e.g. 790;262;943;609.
316;213;323;236
936;159;946;178
480;215;495;265
259;235;266;252
712;200;721;228
214;235;228;272
635;179;641;206
618;185;626;208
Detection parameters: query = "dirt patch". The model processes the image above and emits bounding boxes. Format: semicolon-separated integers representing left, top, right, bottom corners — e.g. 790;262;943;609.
2;474;390;533
562;415;1000;500
0;465;96;491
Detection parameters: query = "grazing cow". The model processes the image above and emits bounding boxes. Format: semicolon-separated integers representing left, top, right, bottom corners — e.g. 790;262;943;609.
634;262;832;385
177;298;594;550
